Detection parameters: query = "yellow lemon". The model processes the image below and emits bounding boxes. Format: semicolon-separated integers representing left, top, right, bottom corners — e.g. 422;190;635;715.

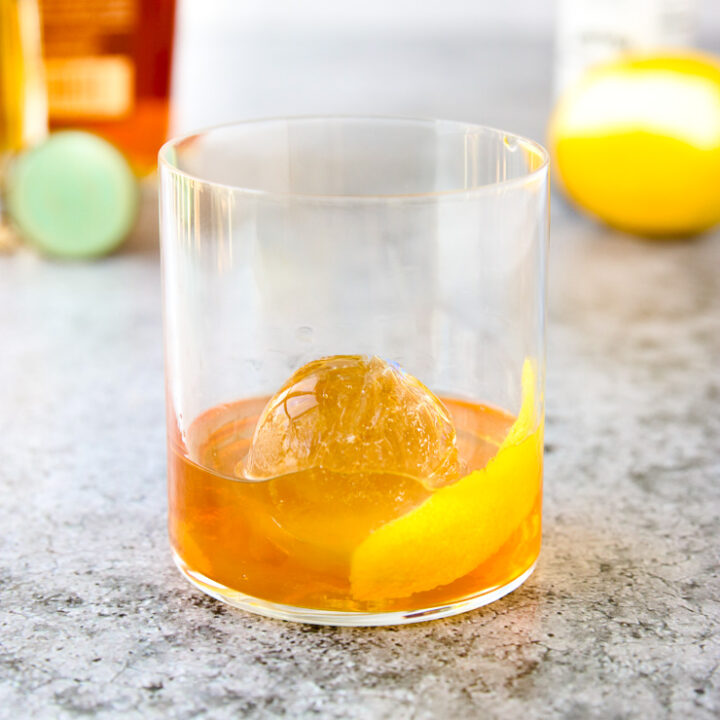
350;361;542;602
550;53;720;236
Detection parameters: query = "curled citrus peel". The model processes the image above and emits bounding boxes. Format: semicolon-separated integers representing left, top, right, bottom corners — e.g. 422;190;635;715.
349;360;543;602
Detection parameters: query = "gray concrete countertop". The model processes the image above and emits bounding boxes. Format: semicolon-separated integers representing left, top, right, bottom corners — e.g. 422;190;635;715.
2;34;720;720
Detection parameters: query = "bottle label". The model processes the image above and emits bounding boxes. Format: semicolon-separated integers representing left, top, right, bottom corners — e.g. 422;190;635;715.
45;55;134;118
41;0;137;120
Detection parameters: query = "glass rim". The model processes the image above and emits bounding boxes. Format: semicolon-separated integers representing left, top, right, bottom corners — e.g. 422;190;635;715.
158;114;550;201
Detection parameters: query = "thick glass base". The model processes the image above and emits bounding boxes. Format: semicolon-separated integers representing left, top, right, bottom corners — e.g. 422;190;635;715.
173;550;537;626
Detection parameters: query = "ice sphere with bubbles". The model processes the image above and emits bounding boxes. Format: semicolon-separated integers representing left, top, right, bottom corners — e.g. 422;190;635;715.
239;355;463;489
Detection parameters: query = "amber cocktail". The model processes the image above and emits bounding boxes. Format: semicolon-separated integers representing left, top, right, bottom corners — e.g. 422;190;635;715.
160;118;549;625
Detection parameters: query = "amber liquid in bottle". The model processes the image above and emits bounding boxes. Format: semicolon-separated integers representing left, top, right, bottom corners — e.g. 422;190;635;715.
0;0;46;157
40;0;175;173
168;396;542;614
1;0;46;250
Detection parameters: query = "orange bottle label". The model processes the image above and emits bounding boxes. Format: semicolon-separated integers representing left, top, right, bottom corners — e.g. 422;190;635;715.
45;55;134;119
41;0;137;121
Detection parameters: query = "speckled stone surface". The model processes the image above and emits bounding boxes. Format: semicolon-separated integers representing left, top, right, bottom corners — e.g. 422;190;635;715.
2;36;720;720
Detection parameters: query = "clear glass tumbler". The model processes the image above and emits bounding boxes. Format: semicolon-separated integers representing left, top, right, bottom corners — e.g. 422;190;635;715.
159;117;549;626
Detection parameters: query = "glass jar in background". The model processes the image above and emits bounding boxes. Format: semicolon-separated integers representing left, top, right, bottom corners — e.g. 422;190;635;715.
554;0;697;97
160;117;549;626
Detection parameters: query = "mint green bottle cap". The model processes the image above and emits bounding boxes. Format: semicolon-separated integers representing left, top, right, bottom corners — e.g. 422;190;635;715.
6;131;138;259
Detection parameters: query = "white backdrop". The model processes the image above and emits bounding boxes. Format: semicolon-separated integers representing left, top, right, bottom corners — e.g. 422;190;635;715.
177;0;720;35
171;0;720;136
